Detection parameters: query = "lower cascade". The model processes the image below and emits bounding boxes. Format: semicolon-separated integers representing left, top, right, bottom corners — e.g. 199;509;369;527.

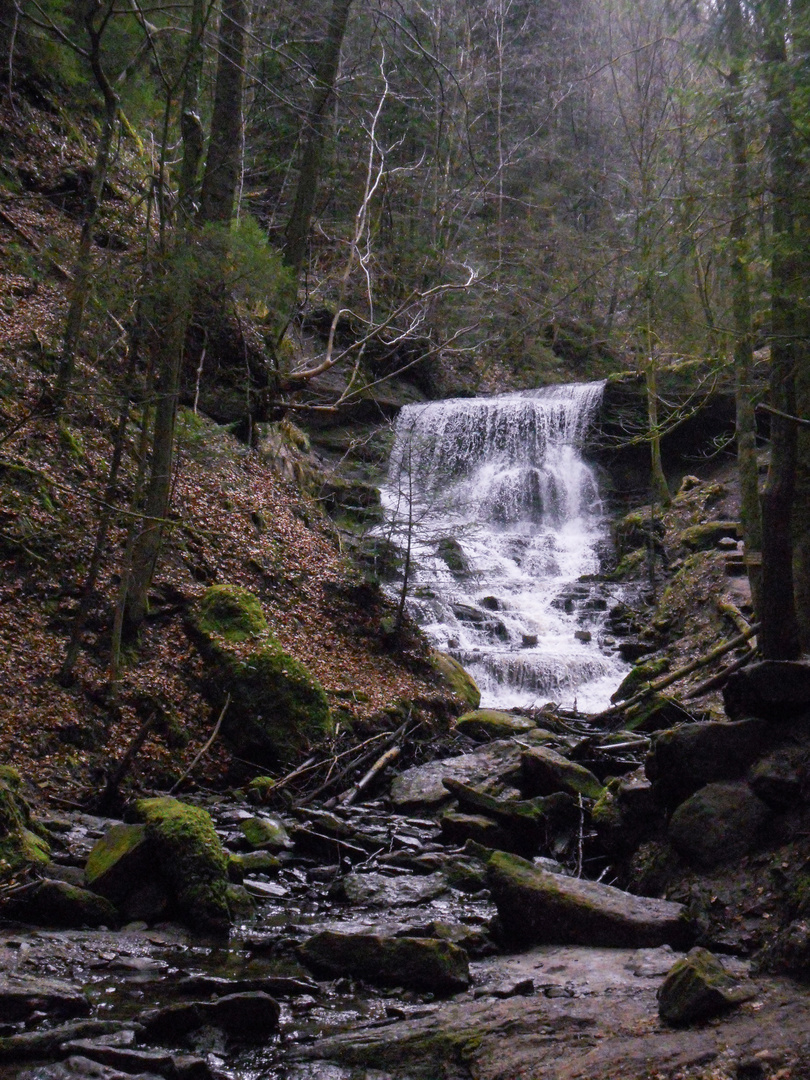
381;380;628;712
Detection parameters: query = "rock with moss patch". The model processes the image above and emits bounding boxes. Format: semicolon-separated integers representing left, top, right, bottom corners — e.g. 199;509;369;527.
189;584;332;765
131;797;231;933
622;693;687;734
658;947;754;1025
239;815;292;851
591;774;657;857
680;522;739;551
454;710;535;741
610;658;669;704
2;879;116;928
0;767;50;879
298;931;469;993
228;851;281;882
486;850;693;948
430;652;481;710
437;537;469;577
520;746;603;799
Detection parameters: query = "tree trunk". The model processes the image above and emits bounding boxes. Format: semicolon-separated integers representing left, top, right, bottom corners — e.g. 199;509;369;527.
198;0;247;225
53;8;119;410
282;0;353;277
725;1;763;615
758;0;800;660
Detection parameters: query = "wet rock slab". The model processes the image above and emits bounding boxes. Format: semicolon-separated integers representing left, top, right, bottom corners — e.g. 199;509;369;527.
291;946;810;1080
487;851;693;948
298;931;470;993
389;741;527;812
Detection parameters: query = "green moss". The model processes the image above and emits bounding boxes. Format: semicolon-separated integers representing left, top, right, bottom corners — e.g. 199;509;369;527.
611;658;670;703
134;797;230;933
196;584;268;642
190;585;331;764
437;537;469;576
430;651;481;709
0;768;50;879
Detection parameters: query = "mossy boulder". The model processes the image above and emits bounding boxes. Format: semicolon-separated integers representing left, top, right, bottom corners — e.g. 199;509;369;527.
189;584;332;765
520;746;603;800
227;851;281;882
196;583;268;641
680;521;739;551
622;693;686;734
454;709;535;741
658;947;754;1025
0;767;50;879
437;537;470;577
591;774;658;858
239;815;292;851
133;797;230;933
430;652;481;710
297;931;470;993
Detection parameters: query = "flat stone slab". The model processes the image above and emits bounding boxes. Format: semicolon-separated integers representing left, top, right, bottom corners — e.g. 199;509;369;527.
0;976;91;1022
389;741;526;812
334;871;448;907
486;851;693;949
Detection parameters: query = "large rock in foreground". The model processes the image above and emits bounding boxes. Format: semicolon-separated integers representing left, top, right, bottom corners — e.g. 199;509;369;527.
86;798;231;933
298;930;470;993
487;851;693;948
658;947;755;1025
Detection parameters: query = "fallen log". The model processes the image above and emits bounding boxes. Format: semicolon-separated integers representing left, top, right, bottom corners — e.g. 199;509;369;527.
589;623;760;727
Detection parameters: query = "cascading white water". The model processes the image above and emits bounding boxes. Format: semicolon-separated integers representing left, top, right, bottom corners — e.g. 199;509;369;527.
380;381;629;713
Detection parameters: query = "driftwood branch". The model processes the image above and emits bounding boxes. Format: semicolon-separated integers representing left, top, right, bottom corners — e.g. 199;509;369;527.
589;622;761;726
684;649;756;700
340;744;402;806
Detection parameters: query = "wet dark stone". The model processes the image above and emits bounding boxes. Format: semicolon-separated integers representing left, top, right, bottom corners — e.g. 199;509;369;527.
140;993;280;1042
297;931;470;993
724;661;810;721
0;977;90;1022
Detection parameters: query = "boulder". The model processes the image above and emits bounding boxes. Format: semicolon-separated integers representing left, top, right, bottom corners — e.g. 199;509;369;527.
623;694;687;734
454;710;535;741
610;658;670;704
520;747;603;799
748;746;810;810
442;779;580;857
0;767;50;877
88;798;232;933
486;850;693;948
667;782;772;869
85;824;152;902
188;584;332;765
2;880;116;929
646;717;773;808
724;660;810;721
430;652;481;710
0;977;91;1022
389;739;525;812
591;775;658;857
680;522;739;551
239;816;292;851
297;931;470;993
227;851;281;882
439;811;515;851
141;992;280;1042
658;947;754;1025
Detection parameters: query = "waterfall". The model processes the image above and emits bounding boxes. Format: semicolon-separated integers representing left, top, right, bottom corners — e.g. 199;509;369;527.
380;381;629;713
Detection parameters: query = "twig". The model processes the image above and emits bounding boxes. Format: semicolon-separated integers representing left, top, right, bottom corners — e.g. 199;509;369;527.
576;793;584;879
169;694;230;794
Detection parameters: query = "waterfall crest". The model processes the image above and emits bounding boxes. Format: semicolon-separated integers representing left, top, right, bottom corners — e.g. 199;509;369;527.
381;381;628;712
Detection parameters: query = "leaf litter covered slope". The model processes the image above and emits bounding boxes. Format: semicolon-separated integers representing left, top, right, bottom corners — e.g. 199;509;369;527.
0;102;449;798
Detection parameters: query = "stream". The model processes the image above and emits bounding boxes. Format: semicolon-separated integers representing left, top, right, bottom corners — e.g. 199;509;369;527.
380;382;629;713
